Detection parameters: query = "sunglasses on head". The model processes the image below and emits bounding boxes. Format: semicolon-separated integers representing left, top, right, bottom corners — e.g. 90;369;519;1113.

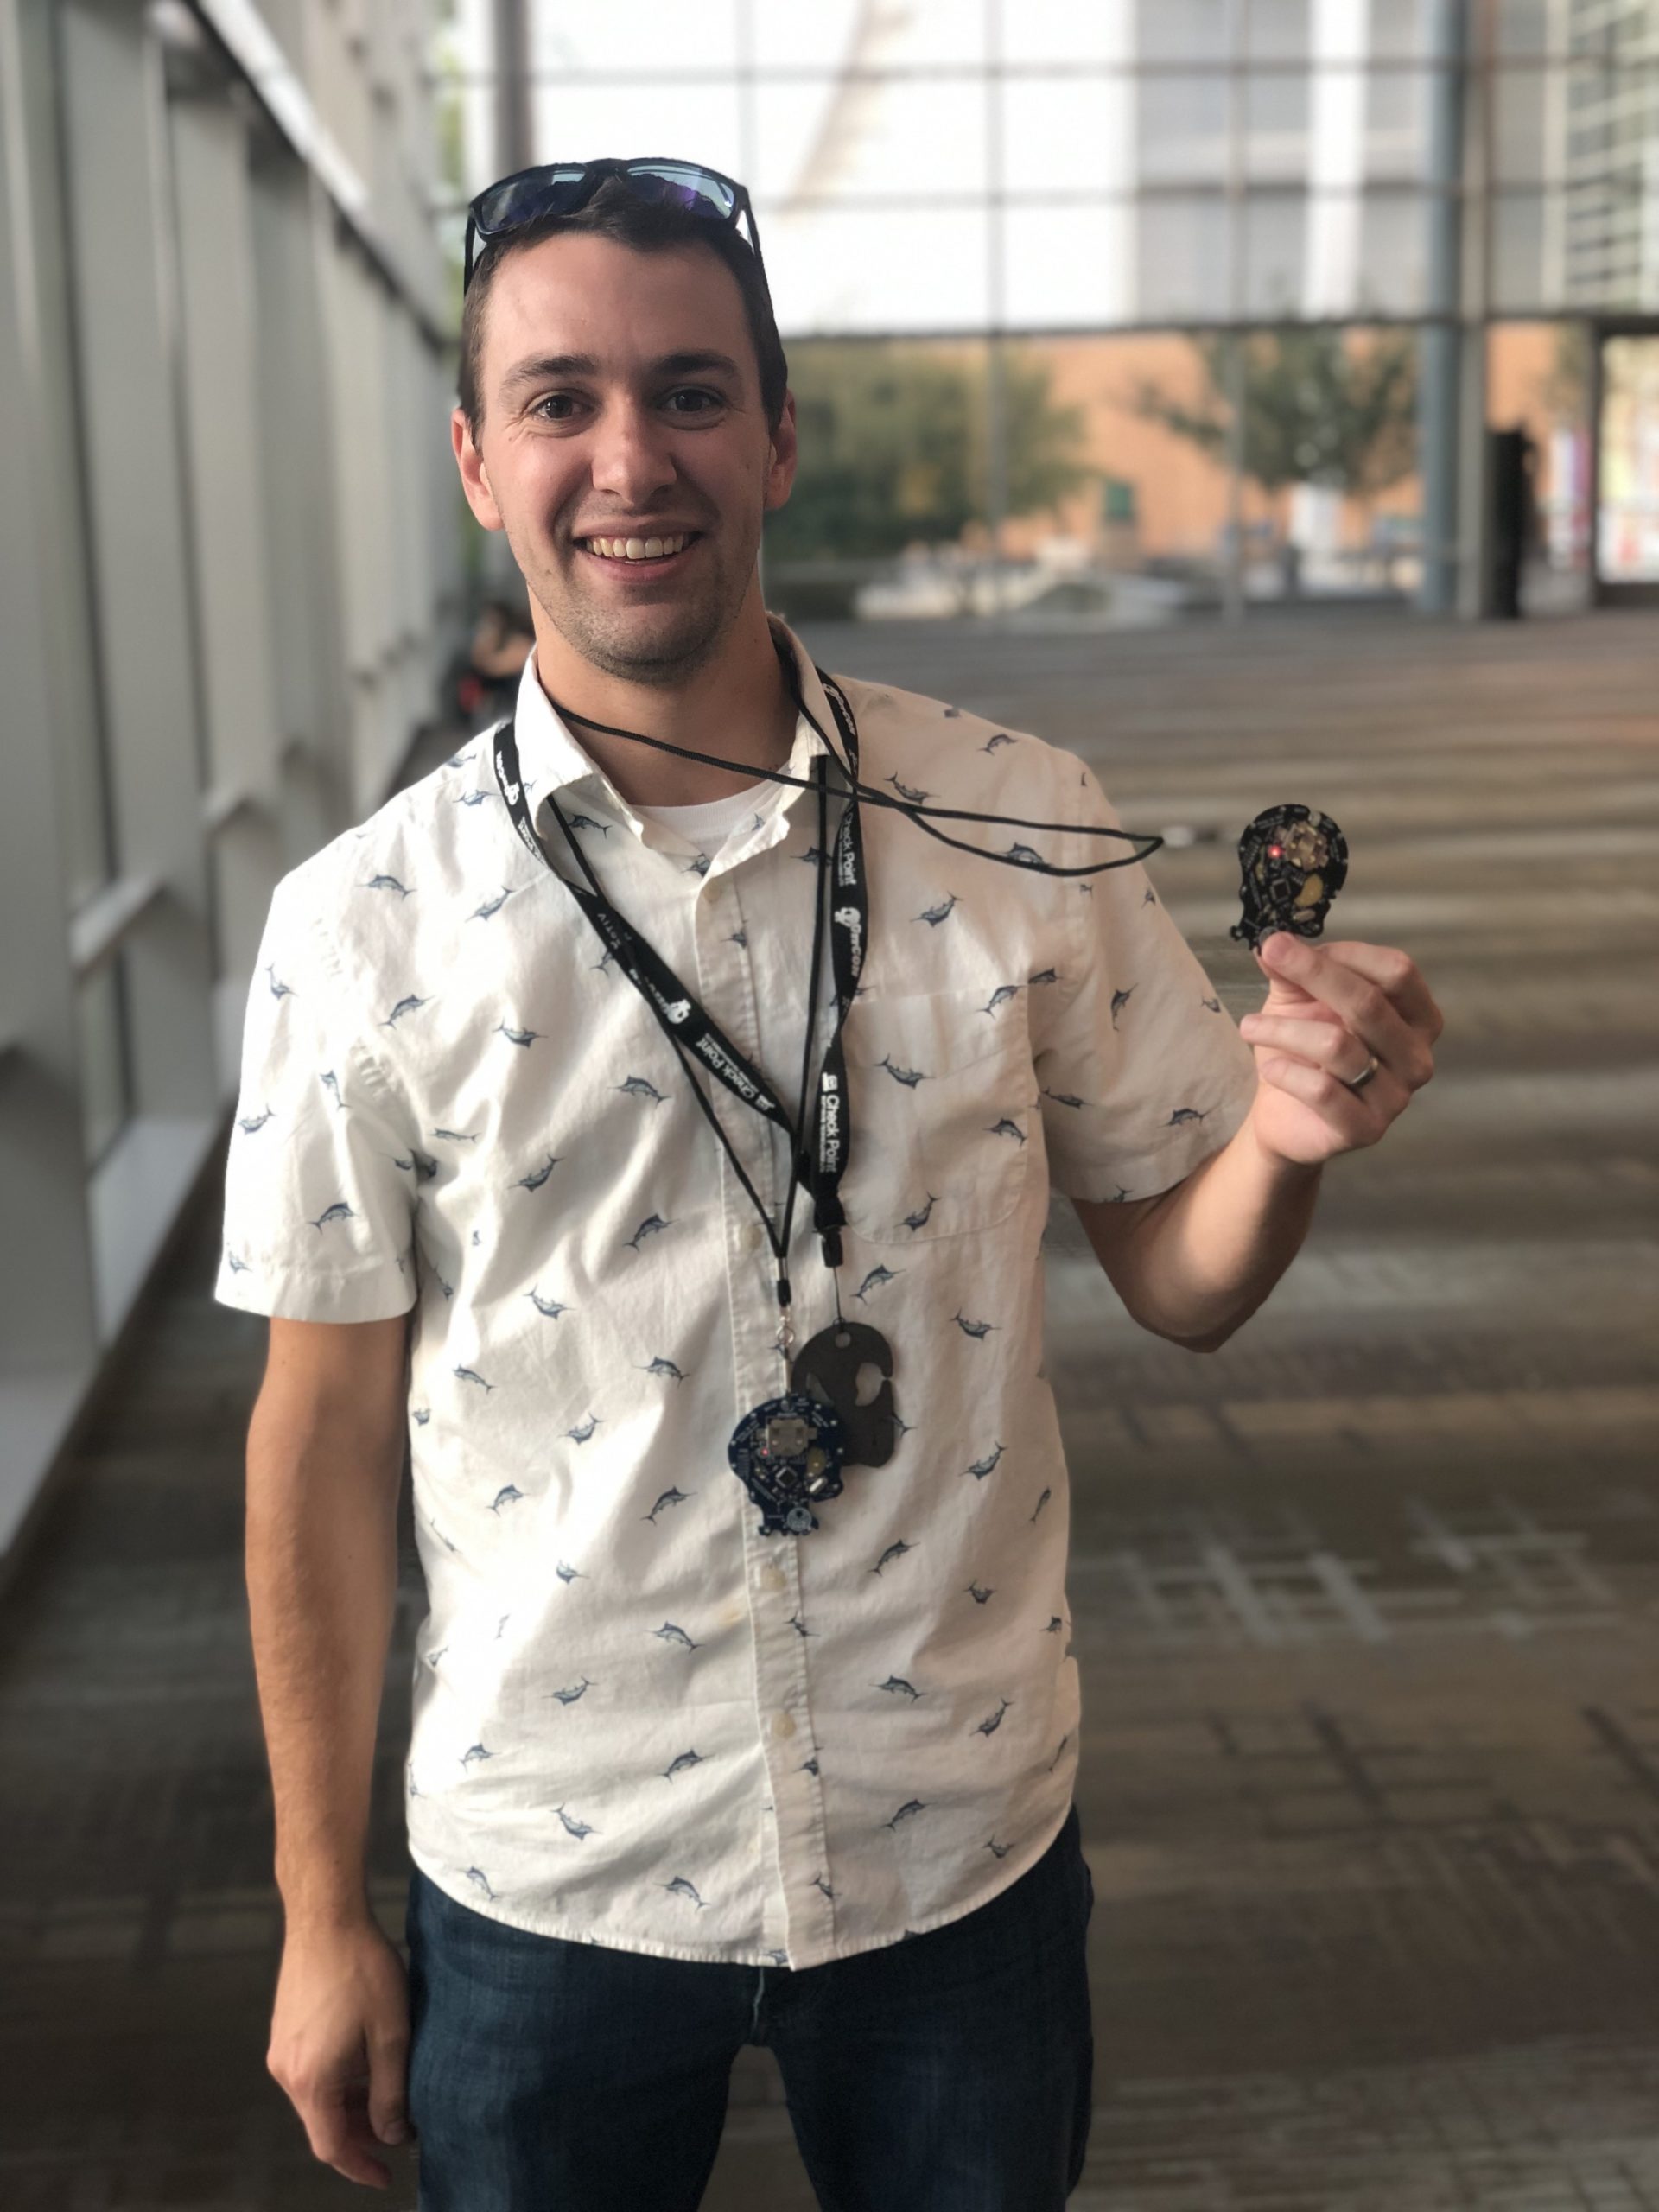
462;156;766;291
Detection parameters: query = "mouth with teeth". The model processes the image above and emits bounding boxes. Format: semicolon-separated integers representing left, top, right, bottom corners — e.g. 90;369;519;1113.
576;530;700;569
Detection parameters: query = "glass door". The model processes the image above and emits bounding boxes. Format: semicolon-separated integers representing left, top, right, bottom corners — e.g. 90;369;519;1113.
1594;327;1659;599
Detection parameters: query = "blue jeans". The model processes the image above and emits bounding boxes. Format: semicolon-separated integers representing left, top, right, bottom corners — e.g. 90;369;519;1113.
405;1802;1096;2210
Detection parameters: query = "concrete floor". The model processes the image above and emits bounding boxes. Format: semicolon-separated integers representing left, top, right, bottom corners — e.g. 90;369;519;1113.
2;609;1656;2209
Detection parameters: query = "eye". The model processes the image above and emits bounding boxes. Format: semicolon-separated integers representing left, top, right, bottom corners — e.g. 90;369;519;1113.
531;391;583;422
664;387;723;416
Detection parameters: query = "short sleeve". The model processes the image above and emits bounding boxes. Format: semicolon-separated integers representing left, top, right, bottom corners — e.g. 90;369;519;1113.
1035;760;1258;1205
214;871;418;1321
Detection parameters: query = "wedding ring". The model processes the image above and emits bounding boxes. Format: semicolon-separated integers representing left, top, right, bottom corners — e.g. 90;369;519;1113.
1341;1052;1380;1094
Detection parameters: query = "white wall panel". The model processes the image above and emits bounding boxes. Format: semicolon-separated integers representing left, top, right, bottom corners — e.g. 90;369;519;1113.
0;0;459;1586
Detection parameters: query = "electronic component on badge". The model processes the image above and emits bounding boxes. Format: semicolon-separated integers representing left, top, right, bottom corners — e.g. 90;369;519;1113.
1230;804;1348;950
728;1391;847;1537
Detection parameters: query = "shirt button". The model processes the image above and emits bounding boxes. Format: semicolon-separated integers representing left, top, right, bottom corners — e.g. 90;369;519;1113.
741;1221;765;1254
705;877;726;905
760;1562;787;1594
772;1711;796;1740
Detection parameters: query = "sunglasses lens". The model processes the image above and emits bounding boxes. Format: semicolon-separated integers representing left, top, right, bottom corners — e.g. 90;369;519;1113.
624;162;738;222
474;166;589;236
466;162;754;289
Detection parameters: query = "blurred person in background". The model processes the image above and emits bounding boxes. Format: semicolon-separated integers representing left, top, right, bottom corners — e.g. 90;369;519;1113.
454;591;536;723
219;156;1441;2209
1491;421;1541;620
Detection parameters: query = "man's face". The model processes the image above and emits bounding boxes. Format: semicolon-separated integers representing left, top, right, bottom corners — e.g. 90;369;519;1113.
454;232;796;685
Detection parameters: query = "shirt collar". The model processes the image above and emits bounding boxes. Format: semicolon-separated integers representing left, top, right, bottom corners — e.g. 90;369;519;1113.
506;615;842;838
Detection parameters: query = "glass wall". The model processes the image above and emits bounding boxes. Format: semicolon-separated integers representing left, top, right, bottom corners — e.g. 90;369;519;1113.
1486;319;1595;606
760;324;1439;622
439;0;1658;619
438;1;1659;332
1597;334;1659;581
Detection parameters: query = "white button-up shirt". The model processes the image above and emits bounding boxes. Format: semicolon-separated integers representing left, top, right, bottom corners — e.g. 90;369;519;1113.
216;616;1257;1967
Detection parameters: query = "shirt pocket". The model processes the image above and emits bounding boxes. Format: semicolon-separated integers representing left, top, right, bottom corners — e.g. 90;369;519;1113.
838;984;1037;1244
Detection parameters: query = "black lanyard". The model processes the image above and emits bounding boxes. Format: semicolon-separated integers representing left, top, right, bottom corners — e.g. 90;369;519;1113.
491;679;867;1354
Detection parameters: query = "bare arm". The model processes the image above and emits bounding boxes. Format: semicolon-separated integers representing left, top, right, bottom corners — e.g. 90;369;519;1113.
1072;935;1441;1353
247;1313;409;1923
247;1311;414;2189
1072;1117;1323;1353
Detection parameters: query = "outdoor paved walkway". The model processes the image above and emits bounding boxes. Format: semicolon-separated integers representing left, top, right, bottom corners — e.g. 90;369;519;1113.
2;609;1655;2209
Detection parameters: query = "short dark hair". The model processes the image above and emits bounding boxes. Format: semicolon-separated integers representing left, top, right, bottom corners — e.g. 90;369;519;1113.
457;176;789;442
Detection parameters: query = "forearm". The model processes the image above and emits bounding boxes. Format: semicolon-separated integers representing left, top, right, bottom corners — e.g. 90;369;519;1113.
1125;1114;1324;1349
245;1395;402;1930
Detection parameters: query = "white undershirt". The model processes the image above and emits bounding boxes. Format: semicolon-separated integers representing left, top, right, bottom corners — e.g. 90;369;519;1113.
630;779;766;845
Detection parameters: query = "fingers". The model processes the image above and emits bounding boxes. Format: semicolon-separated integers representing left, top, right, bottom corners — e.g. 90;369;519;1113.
295;2079;394;2190
1254;1046;1398;1146
1238;1012;1383;1088
1309;938;1442;1021
266;1924;411;2190
1255;935;1437;1086
1264;932;1444;1042
367;2022;412;2151
1313;938;1445;1041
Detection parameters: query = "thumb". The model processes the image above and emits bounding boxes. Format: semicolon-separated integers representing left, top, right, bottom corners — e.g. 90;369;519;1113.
367;2032;411;2145
1252;929;1296;976
1252;933;1319;1011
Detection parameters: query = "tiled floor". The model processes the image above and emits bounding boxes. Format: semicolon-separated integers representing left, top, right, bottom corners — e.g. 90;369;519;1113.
2;610;1655;2208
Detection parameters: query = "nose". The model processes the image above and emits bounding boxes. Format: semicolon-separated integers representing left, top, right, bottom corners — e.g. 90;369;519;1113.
588;395;677;511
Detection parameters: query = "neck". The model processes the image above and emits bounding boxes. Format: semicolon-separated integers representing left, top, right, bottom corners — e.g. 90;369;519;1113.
528;581;798;806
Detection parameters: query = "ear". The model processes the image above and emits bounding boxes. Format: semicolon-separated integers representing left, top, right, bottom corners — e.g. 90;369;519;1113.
453;406;505;532
763;389;798;514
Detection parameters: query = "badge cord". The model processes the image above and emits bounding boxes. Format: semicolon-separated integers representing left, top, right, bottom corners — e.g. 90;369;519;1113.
572;799;829;1388
491;658;1177;1520
700;754;840;1378
512;739;851;1389
766;759;841;1368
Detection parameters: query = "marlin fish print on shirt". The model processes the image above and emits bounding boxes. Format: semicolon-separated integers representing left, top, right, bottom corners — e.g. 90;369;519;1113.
217;613;1258;1973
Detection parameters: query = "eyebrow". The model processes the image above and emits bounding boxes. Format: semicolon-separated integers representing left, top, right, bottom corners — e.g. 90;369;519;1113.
499;349;745;396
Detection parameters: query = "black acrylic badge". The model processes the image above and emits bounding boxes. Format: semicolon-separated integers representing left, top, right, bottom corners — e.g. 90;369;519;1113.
728;1392;848;1537
791;1322;897;1469
1230;804;1349;951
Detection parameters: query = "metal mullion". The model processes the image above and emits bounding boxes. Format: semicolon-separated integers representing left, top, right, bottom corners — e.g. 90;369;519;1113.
983;0;1007;620
428;181;1471;218
777;310;1467;346
429;54;1593;88
1222;0;1247;626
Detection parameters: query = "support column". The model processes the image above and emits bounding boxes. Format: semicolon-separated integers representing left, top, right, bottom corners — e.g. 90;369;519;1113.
982;0;1008;619
57;0;217;1119
247;149;351;868
1419;0;1491;619
1453;0;1492;620
1419;0;1465;613
168;84;287;1073
0;0;101;1417
493;0;531;175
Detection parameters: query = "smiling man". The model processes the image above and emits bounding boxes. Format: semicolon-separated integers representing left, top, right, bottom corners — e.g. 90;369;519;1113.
450;176;800;809
220;159;1441;2210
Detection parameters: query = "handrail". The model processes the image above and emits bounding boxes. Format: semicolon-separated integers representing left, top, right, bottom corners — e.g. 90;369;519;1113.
201;781;262;835
67;875;164;982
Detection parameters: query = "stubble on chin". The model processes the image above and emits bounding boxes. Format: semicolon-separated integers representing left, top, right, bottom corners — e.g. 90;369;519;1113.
524;535;746;689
